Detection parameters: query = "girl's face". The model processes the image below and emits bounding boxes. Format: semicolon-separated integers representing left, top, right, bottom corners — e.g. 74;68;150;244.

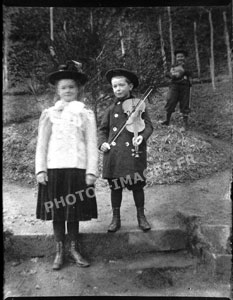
111;76;133;99
57;79;79;102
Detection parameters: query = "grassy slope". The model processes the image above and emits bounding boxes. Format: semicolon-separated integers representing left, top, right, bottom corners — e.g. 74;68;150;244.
3;79;232;187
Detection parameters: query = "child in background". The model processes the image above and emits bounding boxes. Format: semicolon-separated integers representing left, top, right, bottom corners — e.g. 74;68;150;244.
161;49;192;129
98;68;153;232
35;61;98;270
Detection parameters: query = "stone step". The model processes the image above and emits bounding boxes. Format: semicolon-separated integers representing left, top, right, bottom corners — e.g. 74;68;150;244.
6;227;188;260
107;250;197;271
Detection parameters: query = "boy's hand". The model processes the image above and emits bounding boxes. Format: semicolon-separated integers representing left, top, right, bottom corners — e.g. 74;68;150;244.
37;172;48;185
100;142;111;152
132;135;143;146
86;174;97;185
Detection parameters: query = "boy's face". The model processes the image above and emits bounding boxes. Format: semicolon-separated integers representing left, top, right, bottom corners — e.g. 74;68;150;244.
111;76;133;99
57;79;79;102
176;53;186;65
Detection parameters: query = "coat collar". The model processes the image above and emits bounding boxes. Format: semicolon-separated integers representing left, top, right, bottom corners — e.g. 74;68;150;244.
113;94;135;104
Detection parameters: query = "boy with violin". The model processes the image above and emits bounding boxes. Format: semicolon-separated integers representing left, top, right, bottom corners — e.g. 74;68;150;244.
161;49;192;129
98;68;153;232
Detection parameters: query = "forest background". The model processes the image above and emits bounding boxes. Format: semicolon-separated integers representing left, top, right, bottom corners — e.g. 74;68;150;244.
3;5;232;186
3;6;232;104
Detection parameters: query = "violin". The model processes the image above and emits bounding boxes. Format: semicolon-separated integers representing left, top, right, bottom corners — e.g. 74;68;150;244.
109;87;153;157
122;98;145;158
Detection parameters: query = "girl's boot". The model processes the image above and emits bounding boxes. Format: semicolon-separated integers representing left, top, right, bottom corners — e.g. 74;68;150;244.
52;241;64;270
108;207;121;232
137;207;151;231
69;240;90;267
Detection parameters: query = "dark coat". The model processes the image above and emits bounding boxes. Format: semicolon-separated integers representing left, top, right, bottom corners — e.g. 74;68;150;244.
98;95;153;179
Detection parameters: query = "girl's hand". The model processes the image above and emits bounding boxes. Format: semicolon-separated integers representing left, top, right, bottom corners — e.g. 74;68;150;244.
132;135;143;146
37;172;48;185
100;142;111;152
86;174;97;185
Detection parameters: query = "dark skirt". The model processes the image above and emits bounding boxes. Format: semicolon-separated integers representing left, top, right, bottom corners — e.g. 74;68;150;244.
36;168;98;221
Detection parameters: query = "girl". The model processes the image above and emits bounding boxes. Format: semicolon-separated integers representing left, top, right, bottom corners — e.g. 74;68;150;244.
35;61;98;270
98;68;153;233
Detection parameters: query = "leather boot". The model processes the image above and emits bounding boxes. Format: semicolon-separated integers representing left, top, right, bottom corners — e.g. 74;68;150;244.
137;207;151;231
161;113;172;126
183;116;188;130
52;241;64;270
108;208;121;232
69;241;90;267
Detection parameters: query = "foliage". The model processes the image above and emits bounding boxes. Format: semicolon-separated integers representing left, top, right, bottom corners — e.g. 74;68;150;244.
3;5;232;96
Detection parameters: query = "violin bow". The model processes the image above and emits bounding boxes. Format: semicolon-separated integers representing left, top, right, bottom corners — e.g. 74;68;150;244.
109;86;154;146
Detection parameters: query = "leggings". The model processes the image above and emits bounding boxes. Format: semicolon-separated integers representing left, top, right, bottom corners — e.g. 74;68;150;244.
111;187;145;208
53;221;79;242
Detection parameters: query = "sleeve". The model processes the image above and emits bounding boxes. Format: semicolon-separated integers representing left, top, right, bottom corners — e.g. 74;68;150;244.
97;107;111;149
35;109;52;174
141;108;154;141
84;109;99;177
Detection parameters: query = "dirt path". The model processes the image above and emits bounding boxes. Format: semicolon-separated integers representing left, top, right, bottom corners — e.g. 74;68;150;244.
3;169;231;298
3;169;231;236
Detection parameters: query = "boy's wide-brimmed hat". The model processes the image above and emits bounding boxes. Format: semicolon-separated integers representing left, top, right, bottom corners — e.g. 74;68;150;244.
174;49;188;57
48;60;88;85
105;68;139;88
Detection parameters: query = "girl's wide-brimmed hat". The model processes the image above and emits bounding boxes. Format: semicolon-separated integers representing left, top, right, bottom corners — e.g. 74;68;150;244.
105;68;139;88
174;49;188;57
48;60;88;85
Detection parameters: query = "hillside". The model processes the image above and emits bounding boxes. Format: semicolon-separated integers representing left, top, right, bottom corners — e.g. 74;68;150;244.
3;79;232;188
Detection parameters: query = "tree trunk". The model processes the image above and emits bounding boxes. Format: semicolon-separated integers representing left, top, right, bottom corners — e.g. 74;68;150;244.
158;16;167;75
223;11;232;79
208;9;216;90
50;7;54;42
3;22;8;91
193;21;201;80
119;20;126;66
167;7;174;65
90;10;93;33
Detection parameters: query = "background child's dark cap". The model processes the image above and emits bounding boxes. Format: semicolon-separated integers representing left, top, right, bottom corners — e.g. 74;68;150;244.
174;49;188;57
48;60;88;85
105;68;139;88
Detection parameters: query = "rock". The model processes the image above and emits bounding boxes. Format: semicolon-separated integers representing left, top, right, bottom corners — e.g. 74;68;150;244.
12;261;21;267
109;260;116;264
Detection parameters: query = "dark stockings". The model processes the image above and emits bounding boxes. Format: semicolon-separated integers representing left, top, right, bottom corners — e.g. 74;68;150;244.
111;187;144;208
53;221;79;241
111;188;123;208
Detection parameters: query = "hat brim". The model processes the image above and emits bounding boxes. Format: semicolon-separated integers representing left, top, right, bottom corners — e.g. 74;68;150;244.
48;70;88;85
105;68;139;88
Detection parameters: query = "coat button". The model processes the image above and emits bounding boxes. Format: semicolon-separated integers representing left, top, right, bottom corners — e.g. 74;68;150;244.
114;114;119;118
113;127;117;132
125;142;129;147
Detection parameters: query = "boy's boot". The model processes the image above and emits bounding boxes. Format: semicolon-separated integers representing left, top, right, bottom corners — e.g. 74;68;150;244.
137;207;151;231
183;115;188;130
108;207;121;232
69;240;90;267
161;112;172;126
52;241;64;270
